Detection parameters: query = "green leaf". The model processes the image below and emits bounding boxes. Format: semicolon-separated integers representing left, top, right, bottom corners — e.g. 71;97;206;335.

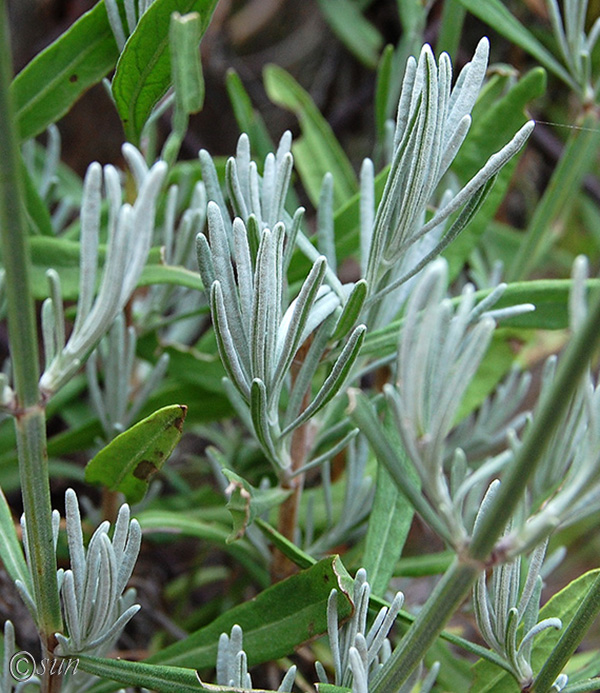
11;1;120;141
0;487;31;593
85;404;187;503
225;68;274;162
112;0;219;143
317;685;352;693
254;518;317;569
471;569;600;692
331;279;367;341
316;0;383;68
23;237;203;301
148;556;354;669
170;12;205;115
77;655;260;693
395;550;455;577
138;263;204;291
375;44;395;139
363;458;414;597
457;0;575;89
20;156;54;236
263;64;358;207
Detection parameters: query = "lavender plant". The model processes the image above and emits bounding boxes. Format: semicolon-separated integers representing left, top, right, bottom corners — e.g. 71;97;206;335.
1;1;600;692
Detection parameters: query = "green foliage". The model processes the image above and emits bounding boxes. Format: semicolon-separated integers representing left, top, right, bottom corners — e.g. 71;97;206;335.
2;1;600;692
85;404;187;503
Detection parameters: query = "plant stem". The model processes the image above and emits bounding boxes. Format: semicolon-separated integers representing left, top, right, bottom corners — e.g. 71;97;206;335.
271;340;313;582
0;0;62;652
371;559;478;693
531;572;600;692
469;278;600;560
368;278;600;688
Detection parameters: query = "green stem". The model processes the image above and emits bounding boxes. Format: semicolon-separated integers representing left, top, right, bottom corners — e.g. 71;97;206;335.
469;278;600;560
506;110;600;282
531;573;600;693
371;559;478;693
0;0;62;647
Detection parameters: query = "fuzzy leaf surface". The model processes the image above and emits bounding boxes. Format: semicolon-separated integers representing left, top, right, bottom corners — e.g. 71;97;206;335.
471;569;600;692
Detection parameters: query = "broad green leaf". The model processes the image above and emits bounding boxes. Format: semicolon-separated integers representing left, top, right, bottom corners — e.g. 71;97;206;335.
148;556;354;669
316;0;383;68
363;461;414;596
112;0;219;143
77;656;235;693
24;237;203;300
11;1;121;141
471;569;600;692
225;69;274;162
445;67;547;279
85;404;187;503
317;685;352;693
0;488;31;593
457;0;575;89
263;64;358;208
79;654;290;692
363;412;416;596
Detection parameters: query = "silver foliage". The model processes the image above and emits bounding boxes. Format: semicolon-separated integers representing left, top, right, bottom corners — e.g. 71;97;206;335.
316;569;405;691
39;147;167;397
473;536;562;689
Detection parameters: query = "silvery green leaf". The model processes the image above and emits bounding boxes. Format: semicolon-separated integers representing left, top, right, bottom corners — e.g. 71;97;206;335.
283;205;305;272
331;280;368;341
199;149;228;221
251;229;276;383
250;378;284;467
274;256;327;381
211;282;251;399
317;172;336;274
226;157;249;220
359;158;375;274
73;161;101;331
196;232;216;289
233;217;254;336
268;151;293;228
282;324;366;436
